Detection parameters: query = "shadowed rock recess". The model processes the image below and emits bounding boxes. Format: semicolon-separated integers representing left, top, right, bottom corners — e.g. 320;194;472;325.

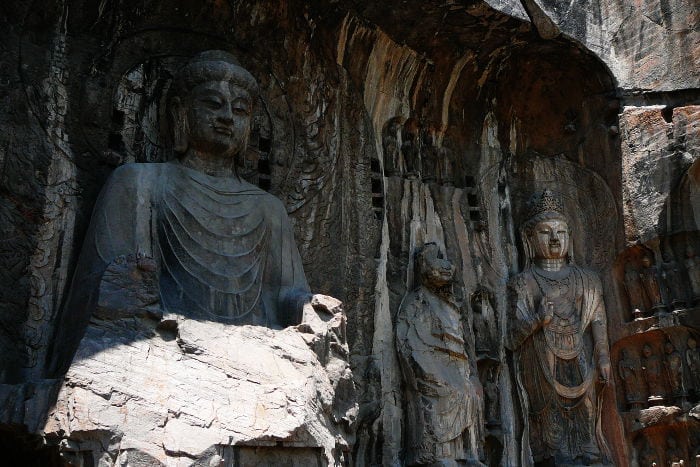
0;0;698;465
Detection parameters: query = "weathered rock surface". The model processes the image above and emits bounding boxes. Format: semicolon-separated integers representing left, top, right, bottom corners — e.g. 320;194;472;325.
42;304;355;466
621;105;700;243
0;0;699;465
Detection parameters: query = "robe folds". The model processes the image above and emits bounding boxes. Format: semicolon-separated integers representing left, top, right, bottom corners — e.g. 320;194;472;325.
49;161;309;376
396;287;478;465
506;265;611;465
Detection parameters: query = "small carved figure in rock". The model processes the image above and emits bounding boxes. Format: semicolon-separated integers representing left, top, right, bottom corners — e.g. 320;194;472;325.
484;365;500;427
684;246;700;305
661;252;687;311
438;146;454;186
49;50;335;375
690;433;700;466
382;116;404;176
642;344;666;404
618;348;646;410
401;117;421;179
666;436;685;466
624;262;647;320
686;337;700;399
471;289;494;356
640;255;668;315
639;440;659;467
664;340;685;402
396;243;480;466
506;189;612;465
420;126;439;183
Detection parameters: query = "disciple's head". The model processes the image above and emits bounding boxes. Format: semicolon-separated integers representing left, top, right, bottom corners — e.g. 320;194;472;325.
689;337;697;350
664;341;676;354
642;344;653;358
416;243;455;288
170;50;259;161
522;189;571;263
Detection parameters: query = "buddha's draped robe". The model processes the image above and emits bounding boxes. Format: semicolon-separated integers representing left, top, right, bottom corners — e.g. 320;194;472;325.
49;161;309;375
506;265;610;464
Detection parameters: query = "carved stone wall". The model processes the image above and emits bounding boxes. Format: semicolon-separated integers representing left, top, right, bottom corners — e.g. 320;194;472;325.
0;0;698;465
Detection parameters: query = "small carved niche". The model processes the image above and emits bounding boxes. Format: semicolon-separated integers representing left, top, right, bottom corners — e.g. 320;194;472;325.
370;157;384;221
634;427;692;467
612;329;699;412
470;288;495;358
614;245;666;322
380;115;461;189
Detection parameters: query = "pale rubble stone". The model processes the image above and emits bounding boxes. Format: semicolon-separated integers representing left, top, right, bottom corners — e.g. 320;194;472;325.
43;303;356;466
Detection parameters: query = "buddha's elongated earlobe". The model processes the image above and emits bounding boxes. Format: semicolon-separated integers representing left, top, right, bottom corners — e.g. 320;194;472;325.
171;97;188;154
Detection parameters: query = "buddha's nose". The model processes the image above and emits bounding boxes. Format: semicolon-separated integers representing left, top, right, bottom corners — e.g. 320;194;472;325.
218;105;235;124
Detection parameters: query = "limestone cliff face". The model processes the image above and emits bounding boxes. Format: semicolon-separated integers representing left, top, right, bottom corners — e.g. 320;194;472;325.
0;0;698;465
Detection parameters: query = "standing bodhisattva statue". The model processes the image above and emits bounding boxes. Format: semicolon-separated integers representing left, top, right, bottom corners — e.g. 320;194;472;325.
49;51;330;376
506;189;612;466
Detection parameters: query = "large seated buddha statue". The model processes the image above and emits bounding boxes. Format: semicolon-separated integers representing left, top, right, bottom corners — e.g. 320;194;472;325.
49;50;326;374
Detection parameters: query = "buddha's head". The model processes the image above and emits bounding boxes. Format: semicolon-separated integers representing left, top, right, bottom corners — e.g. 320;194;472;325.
416;243;455;289
522;189;570;264
170;50;259;161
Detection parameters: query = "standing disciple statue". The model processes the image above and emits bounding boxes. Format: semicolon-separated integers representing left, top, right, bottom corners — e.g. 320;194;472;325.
506;189;612;466
640;254;667;315
624;262;647;320
686;337;700;399
664;340;685;402
49;51;334;375
685;246;700;305
642;343;666;404
396;243;480;466
619;348;646;410
661;252;687;311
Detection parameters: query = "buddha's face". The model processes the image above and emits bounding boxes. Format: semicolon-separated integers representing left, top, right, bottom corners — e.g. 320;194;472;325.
529;218;569;260
183;80;252;158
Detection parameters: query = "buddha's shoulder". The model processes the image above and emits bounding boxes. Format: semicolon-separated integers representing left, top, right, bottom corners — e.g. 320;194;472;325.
107;162;165;184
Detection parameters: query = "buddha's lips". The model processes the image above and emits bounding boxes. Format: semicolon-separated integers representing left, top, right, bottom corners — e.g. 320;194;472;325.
213;126;233;135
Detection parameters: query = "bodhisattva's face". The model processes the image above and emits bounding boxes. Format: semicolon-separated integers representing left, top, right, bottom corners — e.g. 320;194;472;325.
530;219;570;260
185;80;252;157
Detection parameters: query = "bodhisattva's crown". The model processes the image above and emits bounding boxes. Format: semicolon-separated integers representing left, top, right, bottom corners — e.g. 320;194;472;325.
527;188;565;219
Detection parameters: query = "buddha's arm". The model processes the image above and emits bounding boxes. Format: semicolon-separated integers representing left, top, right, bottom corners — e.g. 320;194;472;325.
47;164;156;376
274;200;312;327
